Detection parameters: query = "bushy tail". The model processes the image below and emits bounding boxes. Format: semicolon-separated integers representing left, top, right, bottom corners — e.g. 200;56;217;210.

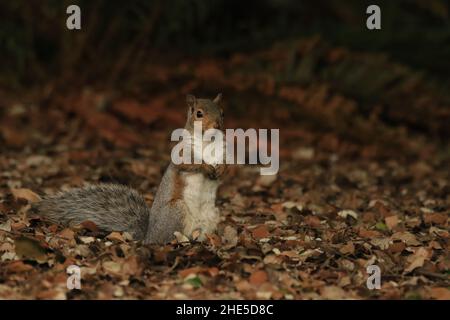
32;184;151;241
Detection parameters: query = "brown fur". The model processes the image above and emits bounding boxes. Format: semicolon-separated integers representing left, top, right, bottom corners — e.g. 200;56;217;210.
170;170;185;204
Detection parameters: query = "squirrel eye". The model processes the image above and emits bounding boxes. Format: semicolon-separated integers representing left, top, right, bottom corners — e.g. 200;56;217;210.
196;110;203;118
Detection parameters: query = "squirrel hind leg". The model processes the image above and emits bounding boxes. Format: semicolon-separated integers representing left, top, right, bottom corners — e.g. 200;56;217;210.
144;201;185;244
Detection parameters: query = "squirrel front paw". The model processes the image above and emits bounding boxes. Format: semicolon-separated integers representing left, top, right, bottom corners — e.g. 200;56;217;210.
205;163;226;180
213;164;227;179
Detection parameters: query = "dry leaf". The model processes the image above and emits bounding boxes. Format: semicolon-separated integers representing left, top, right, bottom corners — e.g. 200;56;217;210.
391;231;421;246
249;270;268;286
0;220;12;232
338;210;358;219
423;213;447;225
58;228;75;241
251;225;270;240
385;215;399;230
339;242;355;255
429;287;450;300
11;188;41;203
102;261;122;275
107;232;125;242
14;236;48;263
6;260;34;273
405;247;430;273
222;225;238;248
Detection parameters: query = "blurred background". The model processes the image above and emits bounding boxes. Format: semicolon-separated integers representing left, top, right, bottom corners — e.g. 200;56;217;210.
0;0;449;179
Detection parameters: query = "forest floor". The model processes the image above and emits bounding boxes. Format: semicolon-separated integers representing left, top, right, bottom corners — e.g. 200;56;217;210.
0;38;449;299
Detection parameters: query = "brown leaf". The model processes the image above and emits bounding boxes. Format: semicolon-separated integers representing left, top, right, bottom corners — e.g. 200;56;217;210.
14;236;48;263
320;286;348;299
339;242;355;255
179;267;204;278
207;267;220;277
58;228;75;241
385;215;399;230
222;225;238;248
122;256;141;276
429;287;450;300
249;270;268;286
405;247;430;273
6;260;34;273
251;225;270;240
304;215;321;228
423;213;447;225
102;260;122;275
11;188;41;203
205;233;222;247
79;220;99;232
358;228;382;238
391;231;421;246
388;241;406;254
106;232;125;242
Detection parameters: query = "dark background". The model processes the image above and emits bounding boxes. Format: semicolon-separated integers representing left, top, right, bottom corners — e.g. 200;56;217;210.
0;0;449;143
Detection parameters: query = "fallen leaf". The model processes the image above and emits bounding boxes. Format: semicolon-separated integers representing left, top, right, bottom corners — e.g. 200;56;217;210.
282;201;303;211
185;275;203;288
339;242;355;255
257;174;277;187
392;231;421;246
338;210;358;219
79;236;95;244
0;220;12;232
249;270;268;286
58;228;75;241
251;225;270;240
385;215;399;230
14;236;48;263
375;222;388;231
320;286;348;299
371;238;392;250
405;247;430;273
222;225;238;248
102;261;122;275
423;213;447;225
179;267;203;278
358;228;382;238
388;241;406;254
107;232;125;242
429;287;450;300
304;215;321;228
79;220;99;232
6;260;34;273
11;188;41;203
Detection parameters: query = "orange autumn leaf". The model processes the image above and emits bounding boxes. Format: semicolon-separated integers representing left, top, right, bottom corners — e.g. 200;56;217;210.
251;225;270;240
249;270;268;286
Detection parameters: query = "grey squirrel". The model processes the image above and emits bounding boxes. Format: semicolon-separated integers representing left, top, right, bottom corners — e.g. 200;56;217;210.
32;94;226;244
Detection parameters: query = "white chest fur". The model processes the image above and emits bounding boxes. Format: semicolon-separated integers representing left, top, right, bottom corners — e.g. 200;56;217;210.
182;173;220;240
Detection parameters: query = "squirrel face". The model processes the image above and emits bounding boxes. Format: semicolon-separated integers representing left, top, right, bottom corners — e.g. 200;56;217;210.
185;94;224;132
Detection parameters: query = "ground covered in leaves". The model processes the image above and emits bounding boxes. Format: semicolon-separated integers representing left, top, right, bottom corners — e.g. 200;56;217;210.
0;38;449;299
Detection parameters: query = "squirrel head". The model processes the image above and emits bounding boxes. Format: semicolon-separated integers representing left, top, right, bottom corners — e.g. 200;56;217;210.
185;93;224;132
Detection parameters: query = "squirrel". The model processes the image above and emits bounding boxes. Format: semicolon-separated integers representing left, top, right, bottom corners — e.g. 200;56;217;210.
32;94;226;244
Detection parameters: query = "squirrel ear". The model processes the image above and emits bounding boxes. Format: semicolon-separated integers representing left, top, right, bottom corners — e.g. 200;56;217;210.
213;93;223;104
186;94;196;108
